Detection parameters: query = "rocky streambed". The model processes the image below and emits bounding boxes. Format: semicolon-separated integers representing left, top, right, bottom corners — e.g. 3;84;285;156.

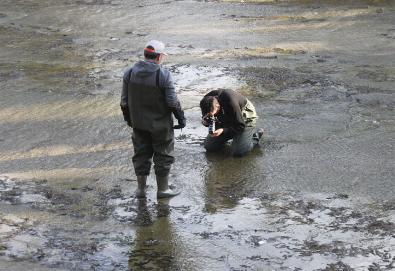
1;0;394;270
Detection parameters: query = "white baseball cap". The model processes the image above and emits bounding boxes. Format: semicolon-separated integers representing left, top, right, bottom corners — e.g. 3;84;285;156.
144;40;167;55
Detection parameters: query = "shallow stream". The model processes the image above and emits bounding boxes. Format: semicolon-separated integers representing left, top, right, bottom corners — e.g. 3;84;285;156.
1;0;394;270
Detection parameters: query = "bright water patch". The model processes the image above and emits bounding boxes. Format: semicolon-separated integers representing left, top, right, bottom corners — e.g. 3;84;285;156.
169;64;245;93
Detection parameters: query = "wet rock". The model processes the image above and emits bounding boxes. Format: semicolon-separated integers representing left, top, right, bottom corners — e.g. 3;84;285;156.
365;219;395;236
298;239;346;257
354;86;393;94
282;199;324;217
247;235;265;247
319;261;354;271
381;200;395;211
197;231;218;239
177;44;195;49
247;255;264;261
104;186;123;200
356;69;390;82
327;194;349;199
73;0;120;6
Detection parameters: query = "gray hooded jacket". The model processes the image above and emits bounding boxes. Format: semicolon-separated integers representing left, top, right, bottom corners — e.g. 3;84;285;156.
121;60;180;108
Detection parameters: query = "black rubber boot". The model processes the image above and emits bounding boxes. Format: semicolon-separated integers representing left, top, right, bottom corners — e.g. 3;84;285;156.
156;175;180;199
135;176;147;198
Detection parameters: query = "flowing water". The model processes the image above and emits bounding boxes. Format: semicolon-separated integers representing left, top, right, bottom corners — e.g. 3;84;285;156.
0;0;394;270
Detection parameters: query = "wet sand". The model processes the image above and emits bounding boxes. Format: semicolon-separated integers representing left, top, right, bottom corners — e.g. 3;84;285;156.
1;0;394;270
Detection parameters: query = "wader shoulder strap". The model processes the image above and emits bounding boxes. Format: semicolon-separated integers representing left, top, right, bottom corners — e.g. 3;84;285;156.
156;69;160;88
129;68;133;79
156;69;166;96
129;68;163;94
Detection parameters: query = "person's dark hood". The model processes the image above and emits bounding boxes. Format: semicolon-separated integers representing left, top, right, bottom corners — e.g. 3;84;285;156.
132;60;160;78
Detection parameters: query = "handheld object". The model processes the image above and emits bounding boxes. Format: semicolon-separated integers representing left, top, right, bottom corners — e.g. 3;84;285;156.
208;116;216;135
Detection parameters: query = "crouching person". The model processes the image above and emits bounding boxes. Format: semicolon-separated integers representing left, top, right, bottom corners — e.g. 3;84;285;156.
120;40;186;198
200;89;263;157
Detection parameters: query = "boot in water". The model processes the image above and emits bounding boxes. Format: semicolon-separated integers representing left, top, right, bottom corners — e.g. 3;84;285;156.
156;175;180;199
135;176;147;198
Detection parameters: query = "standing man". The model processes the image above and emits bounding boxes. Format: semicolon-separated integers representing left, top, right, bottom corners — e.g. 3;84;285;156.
120;40;186;199
200;89;263;157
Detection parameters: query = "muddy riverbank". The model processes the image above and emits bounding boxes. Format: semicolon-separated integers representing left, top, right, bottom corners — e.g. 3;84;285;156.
1;0;394;270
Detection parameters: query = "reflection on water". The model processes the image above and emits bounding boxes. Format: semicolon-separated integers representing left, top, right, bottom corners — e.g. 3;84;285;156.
203;146;265;213
129;199;179;271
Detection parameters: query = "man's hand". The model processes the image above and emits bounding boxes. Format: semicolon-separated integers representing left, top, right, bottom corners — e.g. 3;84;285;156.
120;106;132;127
211;128;223;137
171;104;186;129
173;117;186;129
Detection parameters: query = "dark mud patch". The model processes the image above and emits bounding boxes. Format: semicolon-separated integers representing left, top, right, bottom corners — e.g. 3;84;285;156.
199;47;306;63
0;176;115;220
94;48;138;62
260;138;286;151
174;132;205;145
0;20;97;94
355;67;395;82
319;261;354;271
380;28;395;39
255;0;395;6
0;176;137;270
239;66;335;97
41;229;133;270
71;0;121;6
222;13;327;24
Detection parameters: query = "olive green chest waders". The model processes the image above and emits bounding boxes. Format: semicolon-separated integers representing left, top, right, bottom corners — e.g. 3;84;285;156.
127;70;180;198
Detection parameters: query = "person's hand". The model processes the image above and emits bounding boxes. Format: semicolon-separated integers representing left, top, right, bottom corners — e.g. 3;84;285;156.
211;128;223;137
201;117;209;127
171;105;186;129
173;118;186;129
120;106;132;127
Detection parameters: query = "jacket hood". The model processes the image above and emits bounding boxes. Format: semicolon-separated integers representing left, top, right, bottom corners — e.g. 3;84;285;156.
132;60;160;78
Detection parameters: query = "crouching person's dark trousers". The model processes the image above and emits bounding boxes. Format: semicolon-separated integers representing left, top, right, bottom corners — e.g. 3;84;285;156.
204;126;257;157
131;128;175;177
